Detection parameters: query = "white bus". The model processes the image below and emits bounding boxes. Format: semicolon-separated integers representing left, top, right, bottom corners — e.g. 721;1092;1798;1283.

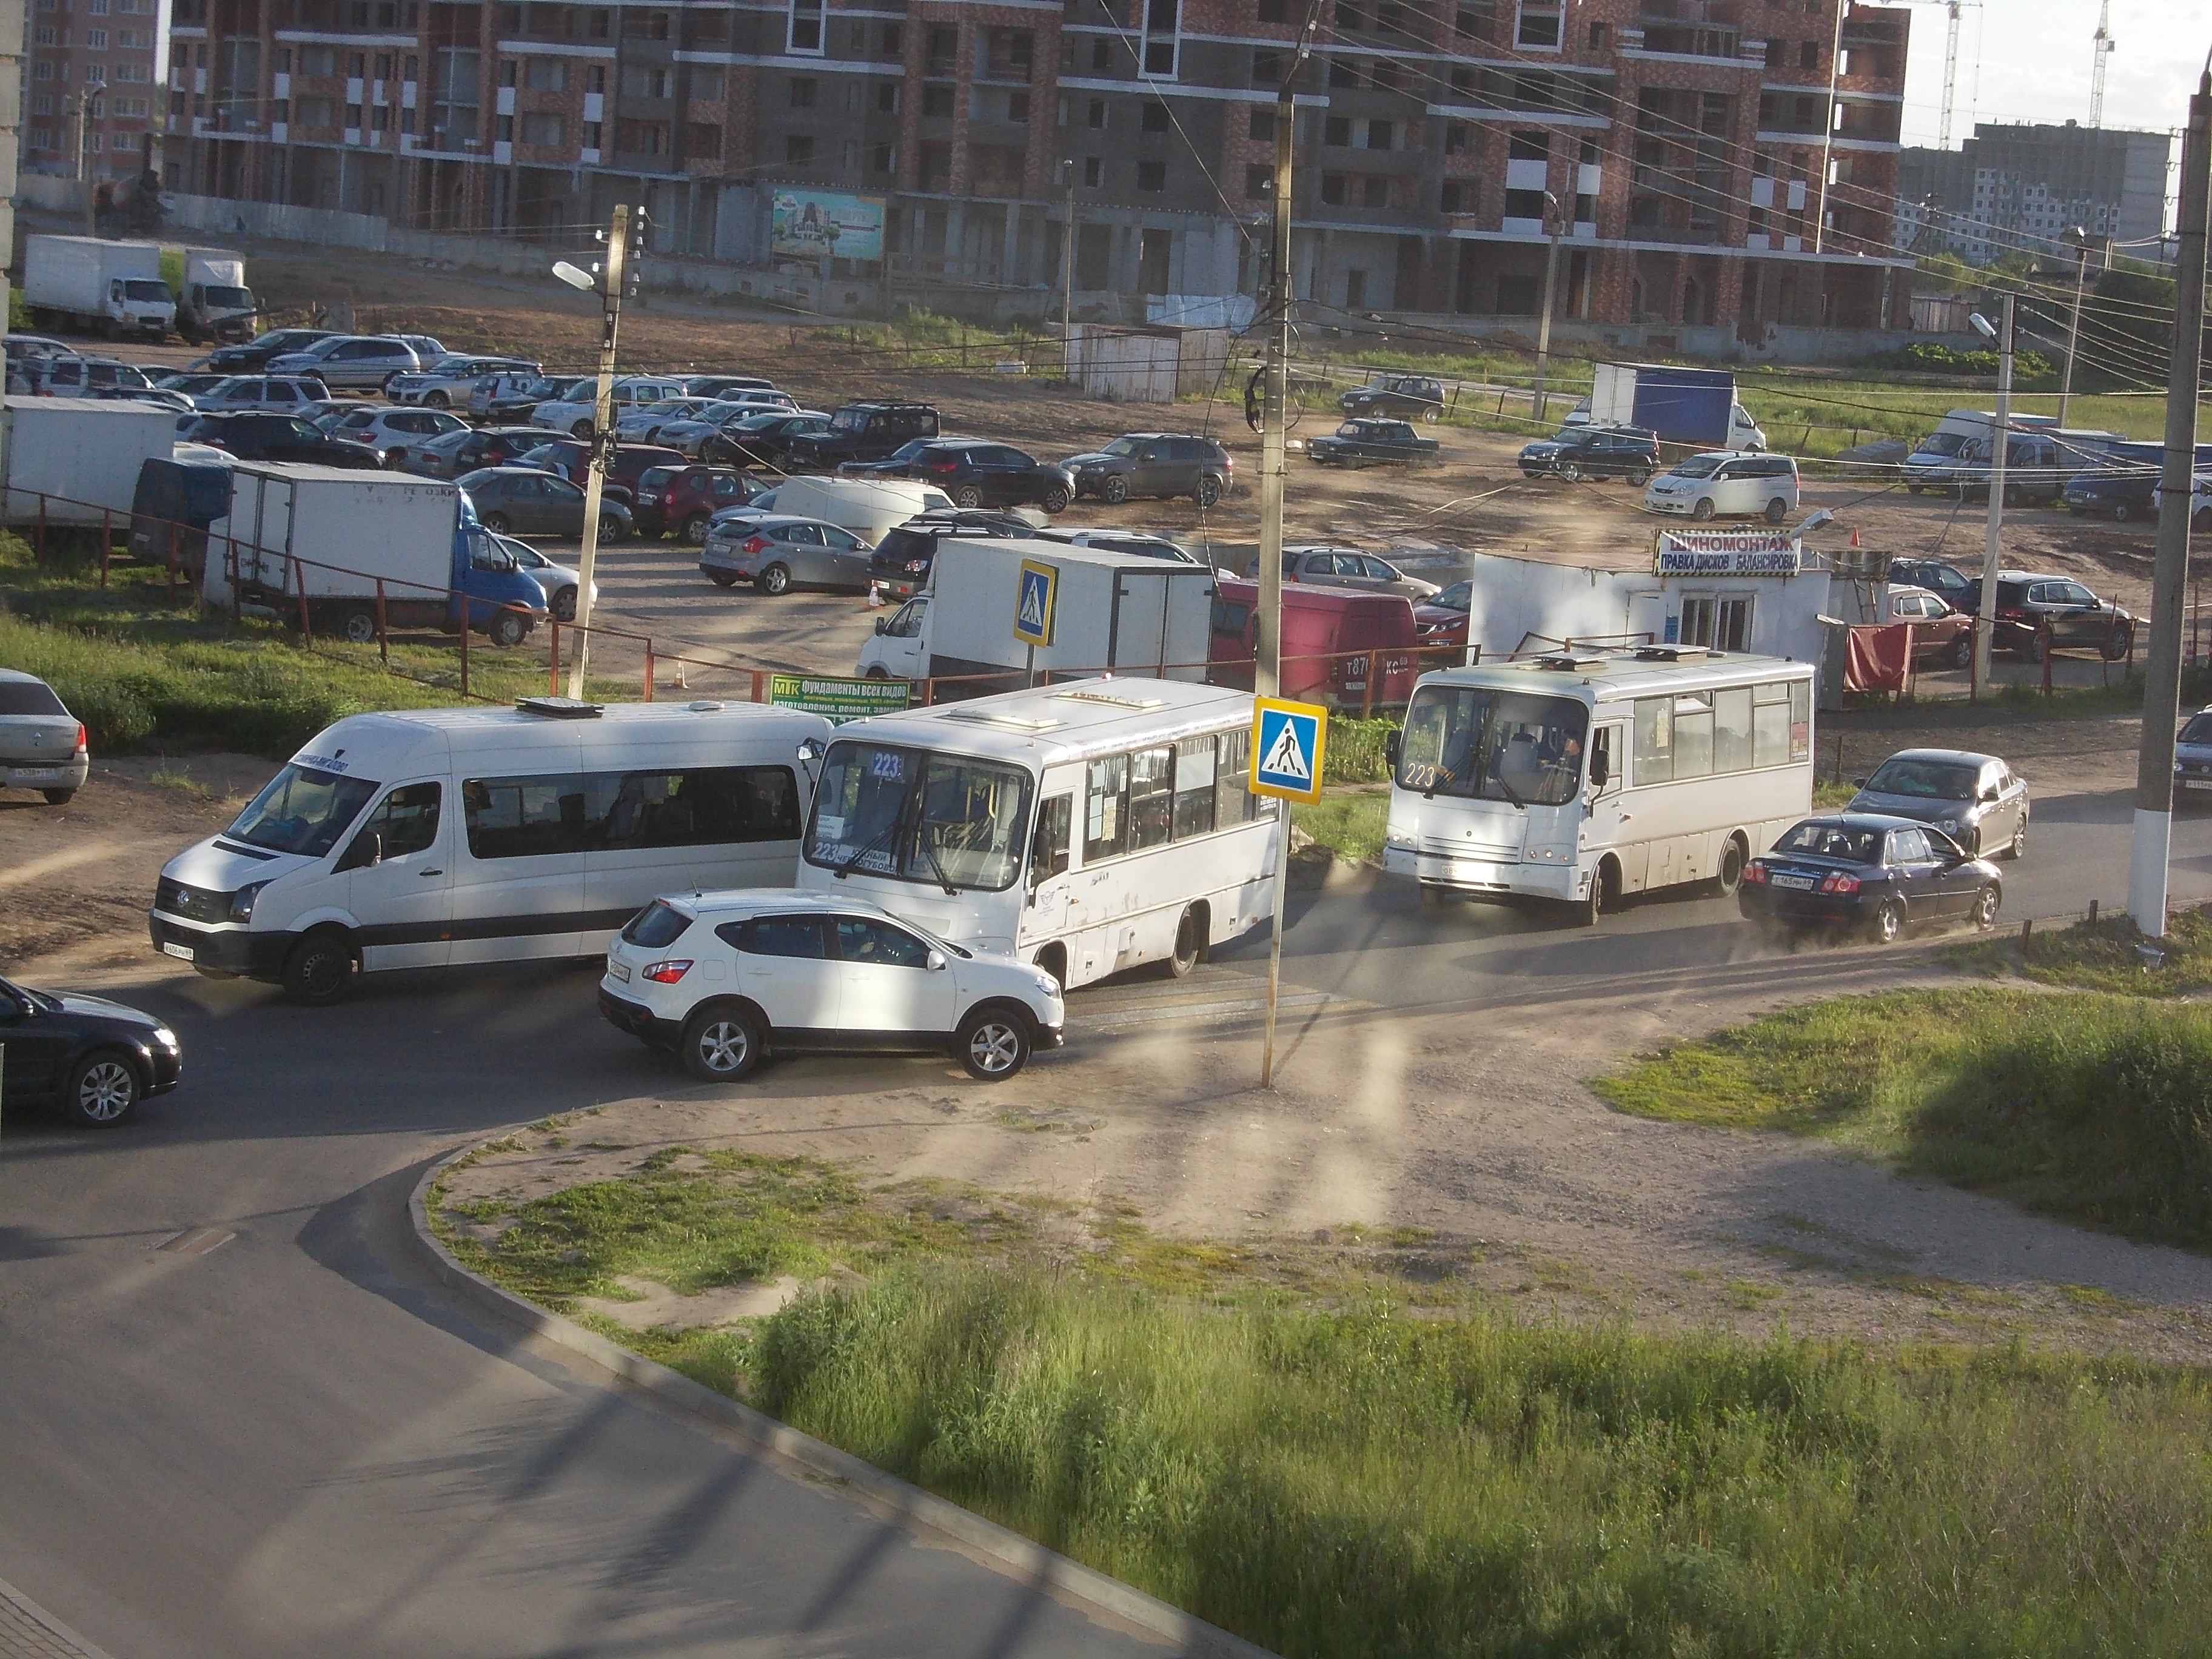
797;680;1281;988
1381;646;1815;923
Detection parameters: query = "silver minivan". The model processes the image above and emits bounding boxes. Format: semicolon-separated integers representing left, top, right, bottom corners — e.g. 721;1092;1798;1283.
264;335;424;391
1643;451;1801;523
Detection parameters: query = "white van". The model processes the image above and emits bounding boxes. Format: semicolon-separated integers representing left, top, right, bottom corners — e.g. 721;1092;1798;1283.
717;475;956;548
148;698;834;1003
1642;452;1801;523
1902;409;2060;492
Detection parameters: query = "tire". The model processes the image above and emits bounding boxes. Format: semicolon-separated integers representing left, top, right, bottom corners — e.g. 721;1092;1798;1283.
2103;626;2133;662
1421;407;1439;423
1196;475;1222;507
959;1005;1032;1081
1972;884;2001;931
381;374;404;394
42;787;76;805
1572;859;1618;928
1764;497;1789;525
426;392;449;409
1627;467;1652;487
1558;461;1582;483
572;420;595;439
1714;836;1746;897
64;1050;141;1127
682;1003;763;1082
1692;498;1716;522
1907;484;1924;495
1868;899;1904;945
1102;475;1130;505
2023;630;2046;664
282;928;355;1005
2004;813;2028;860
489;609;529;648
682;512;711;545
953;484;984;509
1167;905;1206;978
759;562;792;596
863;666;891;680
2002;481;2021;509
1041;484;1071;514
706;569;739;588
1945;634;1972;670
597;515;626;545
2113;501;2133;523
553;585;577;622
481;512;511;534
339;607;378;645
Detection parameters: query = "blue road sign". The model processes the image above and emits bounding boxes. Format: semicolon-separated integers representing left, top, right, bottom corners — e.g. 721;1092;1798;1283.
1014;559;1058;648
1250;696;1327;803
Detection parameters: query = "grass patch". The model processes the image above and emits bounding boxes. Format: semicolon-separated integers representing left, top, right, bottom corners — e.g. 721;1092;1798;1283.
1942;902;2212;998
1293;790;1388;863
1596;987;2212;1253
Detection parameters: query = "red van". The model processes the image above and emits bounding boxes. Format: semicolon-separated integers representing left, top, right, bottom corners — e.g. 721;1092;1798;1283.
1208;578;1419;711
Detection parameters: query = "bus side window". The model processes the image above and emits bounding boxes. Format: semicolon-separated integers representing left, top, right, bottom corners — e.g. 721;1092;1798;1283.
1031;794;1071;885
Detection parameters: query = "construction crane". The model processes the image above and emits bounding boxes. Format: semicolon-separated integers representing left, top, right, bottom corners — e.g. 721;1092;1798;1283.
1892;0;1977;149
2089;0;2114;127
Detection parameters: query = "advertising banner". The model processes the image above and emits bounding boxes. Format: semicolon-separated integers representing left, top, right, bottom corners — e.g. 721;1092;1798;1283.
1652;531;1803;577
768;672;911;723
769;190;886;262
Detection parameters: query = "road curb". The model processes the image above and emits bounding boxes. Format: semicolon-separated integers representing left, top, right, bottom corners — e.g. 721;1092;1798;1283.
406;1144;1273;1659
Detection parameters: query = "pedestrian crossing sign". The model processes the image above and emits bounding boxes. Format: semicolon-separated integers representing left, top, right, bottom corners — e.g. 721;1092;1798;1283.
1250;696;1328;803
1014;559;1058;648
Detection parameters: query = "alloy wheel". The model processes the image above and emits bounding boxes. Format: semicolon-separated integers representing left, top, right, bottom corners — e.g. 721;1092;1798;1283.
967;1020;1022;1076
75;1059;137;1123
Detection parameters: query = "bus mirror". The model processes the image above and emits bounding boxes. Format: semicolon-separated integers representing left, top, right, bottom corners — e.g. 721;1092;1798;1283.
1384;729;1402;772
1589;752;1609;788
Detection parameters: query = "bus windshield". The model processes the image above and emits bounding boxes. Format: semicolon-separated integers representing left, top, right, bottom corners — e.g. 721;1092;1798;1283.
226;764;380;856
1397;686;1589;806
805;742;1034;892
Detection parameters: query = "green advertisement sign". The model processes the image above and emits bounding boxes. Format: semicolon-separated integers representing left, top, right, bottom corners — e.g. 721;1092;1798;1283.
768;673;911;724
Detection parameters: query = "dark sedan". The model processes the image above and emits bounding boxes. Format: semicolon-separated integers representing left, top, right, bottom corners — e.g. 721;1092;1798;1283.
1413;579;1471;653
458;468;632;542
178;412;383;468
1;974;181;1126
1518;425;1660;484
1738;814;2001;943
1307;418;1441;468
1992;572;2134;661
839;438;1073;513
672;408;830;467
201;327;337;375
404;424;549;479
511;440;686;507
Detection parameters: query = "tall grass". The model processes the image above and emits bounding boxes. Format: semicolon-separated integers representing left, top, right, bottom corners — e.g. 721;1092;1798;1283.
756;1266;2212;1657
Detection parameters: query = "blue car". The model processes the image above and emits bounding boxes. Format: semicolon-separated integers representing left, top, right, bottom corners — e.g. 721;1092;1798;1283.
1738;814;2001;943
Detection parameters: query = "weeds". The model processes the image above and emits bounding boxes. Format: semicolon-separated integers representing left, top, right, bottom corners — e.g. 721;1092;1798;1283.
1942;901;2212;997
1292;791;1389;864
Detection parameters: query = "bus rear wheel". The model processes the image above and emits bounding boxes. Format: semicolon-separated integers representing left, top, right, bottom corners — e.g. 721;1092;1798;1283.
1166;904;1207;978
1713;836;1747;896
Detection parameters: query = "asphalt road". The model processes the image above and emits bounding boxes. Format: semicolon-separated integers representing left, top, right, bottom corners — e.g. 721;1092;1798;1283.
4;775;2210;1658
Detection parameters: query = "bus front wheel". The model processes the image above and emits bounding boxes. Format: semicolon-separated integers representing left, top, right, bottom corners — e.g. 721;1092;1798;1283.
1572;860;1619;928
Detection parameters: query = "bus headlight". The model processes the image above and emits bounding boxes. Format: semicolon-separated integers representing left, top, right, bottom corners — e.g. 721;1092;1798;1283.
1384;830;1415;851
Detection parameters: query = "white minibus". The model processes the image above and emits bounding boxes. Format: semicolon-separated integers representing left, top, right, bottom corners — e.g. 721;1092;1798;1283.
796;680;1280;988
149;697;834;1002
1381;647;1815;923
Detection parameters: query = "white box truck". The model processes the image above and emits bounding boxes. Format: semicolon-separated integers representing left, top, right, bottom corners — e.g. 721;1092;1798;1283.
159;245;257;343
856;537;1215;696
200;463;548;645
22;235;177;340
1;397;184;528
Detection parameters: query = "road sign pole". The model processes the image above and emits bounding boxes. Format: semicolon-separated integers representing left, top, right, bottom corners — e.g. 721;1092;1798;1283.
1262;809;1288;1087
1248;696;1327;1089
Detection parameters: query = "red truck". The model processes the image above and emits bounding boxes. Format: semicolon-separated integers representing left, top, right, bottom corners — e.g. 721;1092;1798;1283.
1207;578;1420;712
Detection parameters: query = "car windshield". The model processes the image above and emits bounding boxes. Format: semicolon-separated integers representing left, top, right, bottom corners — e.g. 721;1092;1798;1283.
202;286;253;309
1668;456;1726;479
226;763;380;856
1775;820;1883;862
639;467;681;488
1396;686;1589;806
122;280;173;301
1427;581;1472;613
885;438;935;463
805;742;1034;892
1100;437;1144;457
1864;758;1979;800
1915;432;1970;457
2182;714;2212;745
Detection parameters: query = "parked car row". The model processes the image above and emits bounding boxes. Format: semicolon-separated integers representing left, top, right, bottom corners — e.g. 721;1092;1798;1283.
1882;558;2135;662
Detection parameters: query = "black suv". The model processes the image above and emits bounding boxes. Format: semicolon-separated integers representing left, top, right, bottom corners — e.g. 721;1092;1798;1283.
1888;558;1982;615
201;328;337;375
1338;374;1445;421
868;510;1038;600
784;401;939;471
1059;433;1234;506
1992;572;2134;661
1518;424;1660;484
840;438;1073;512
179;412;382;468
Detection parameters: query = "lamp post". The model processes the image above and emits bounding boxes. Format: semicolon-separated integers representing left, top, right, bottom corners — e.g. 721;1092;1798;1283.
1061;159;1076;383
1532;189;1564;428
1968;296;2015;696
2057;224;2092;427
550;203;638;700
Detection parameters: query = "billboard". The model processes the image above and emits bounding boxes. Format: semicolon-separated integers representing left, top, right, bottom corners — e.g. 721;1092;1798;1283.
1652;531;1803;578
769;190;885;262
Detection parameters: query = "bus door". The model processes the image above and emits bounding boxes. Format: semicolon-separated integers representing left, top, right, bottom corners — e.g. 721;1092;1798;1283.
1583;719;1639;885
1019;792;1074;949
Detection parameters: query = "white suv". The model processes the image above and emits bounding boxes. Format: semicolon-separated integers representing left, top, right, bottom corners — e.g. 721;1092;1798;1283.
599;890;1065;1083
1643;451;1801;523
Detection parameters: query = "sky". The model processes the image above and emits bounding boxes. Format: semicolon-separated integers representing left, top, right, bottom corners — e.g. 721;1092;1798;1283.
1897;0;2209;152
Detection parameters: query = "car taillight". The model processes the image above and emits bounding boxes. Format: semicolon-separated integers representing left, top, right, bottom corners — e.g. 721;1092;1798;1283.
642;959;692;984
928;460;960;474
1818;873;1861;894
73;723;87;754
1996;608;2025;621
1743;863;1768;883
742;535;771;554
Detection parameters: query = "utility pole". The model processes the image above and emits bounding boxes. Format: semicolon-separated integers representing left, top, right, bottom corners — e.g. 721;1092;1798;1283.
2127;67;2211;937
1532;189;1564;427
2057;225;2091;427
1969;292;2014;695
77;95;97;237
552;202;636;701
1060;159;1076;383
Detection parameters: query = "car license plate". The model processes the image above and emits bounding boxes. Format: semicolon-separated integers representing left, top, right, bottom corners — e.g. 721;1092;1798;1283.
2188;780;2212;791
9;766;61;782
607;960;631;982
1771;874;1817;891
161;940;196;960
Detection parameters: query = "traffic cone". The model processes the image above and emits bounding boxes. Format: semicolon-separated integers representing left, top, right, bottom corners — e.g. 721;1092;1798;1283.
673;657;688;690
1851;527;1860;546
866;580;885;609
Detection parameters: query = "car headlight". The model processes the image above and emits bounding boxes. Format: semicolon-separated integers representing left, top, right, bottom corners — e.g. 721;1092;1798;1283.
229;880;269;922
152;1026;178;1050
1033;973;1061;999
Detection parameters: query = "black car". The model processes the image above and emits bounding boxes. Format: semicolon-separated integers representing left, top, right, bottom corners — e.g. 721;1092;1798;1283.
868;509;1038;600
783;401;940;471
1738;814;2002;943
1338;374;1445;421
179;411;383;468
1886;557;1981;615
403;424;549;479
1518;424;1660;484
1992;572;2134;661
1308;418;1442;468
1059;432;1233;506
459;468;633;541
510;440;688;507
1;974;181;1126
203;327;337;375
840;438;1073;513
2062;467;2160;522
697;409;833;469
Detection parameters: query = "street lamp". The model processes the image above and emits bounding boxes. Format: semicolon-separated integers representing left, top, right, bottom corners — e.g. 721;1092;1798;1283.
1532;189;1564;428
2057;224;2092;427
1968;298;2015;695
1060;158;1076;383
548;205;639;700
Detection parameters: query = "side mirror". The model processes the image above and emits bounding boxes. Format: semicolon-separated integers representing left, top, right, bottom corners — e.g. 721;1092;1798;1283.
1384;730;1403;771
1980;786;2000;803
874;617;888;635
1589;751;1610;788
926;949;947;972
1852;776;1867;788
796;738;825;765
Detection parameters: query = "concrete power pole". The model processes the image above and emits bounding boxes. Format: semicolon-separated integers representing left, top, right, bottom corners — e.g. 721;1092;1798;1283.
1969;293;2014;695
2126;68;2212;936
558;203;635;701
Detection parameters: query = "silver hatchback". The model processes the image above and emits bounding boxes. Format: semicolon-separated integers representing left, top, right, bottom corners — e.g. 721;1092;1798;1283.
699;515;874;595
0;670;89;805
264;335;424;391
1846;748;2028;860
